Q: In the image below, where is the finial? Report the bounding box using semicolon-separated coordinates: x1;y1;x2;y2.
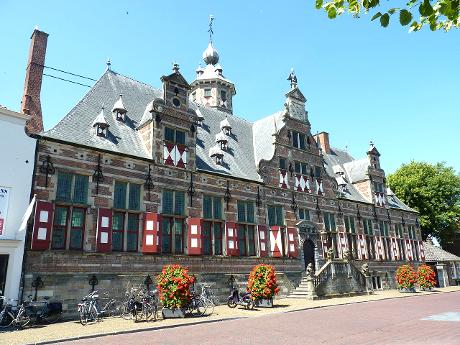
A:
208;15;215;43
106;58;111;71
173;63;180;73
287;68;297;89
370;140;374;148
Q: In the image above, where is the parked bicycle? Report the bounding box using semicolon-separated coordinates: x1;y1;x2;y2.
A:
120;286;158;322
78;290;122;325
227;286;254;309
198;283;219;315
0;295;62;329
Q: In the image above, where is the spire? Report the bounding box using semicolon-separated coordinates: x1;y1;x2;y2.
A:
203;15;219;65
208;15;214;44
106;58;111;71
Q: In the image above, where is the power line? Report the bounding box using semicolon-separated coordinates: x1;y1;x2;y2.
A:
32;62;97;82
43;73;92;88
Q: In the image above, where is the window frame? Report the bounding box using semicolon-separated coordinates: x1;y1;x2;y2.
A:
56;172;89;205
51;205;69;250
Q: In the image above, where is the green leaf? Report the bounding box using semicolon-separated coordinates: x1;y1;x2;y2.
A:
380;13;390;27
419;0;434;16
315;0;323;10
400;9;413;25
371;12;382;21
328;6;337;19
388;8;397;15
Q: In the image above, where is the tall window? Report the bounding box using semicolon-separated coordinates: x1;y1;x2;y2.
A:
112;181;142;252
379;221;391;261
344;215;357;259
161;190;185;254
237;201;256;256
408;224;419;260
56;172;89;204
323;212;337;257
298;208;310;221
203;195;223;255
279;158;286;171
395;223;406;260
164;127;186;145
294;162;308;175
267;205;284;226
363;218;375;259
51;206;85;250
292;131;306;150
204;88;211;97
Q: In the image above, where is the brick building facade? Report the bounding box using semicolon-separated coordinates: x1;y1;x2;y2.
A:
21;30;424;309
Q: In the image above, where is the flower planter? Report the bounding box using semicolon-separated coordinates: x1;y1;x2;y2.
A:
399;287;416;293
162;308;186;319
254;298;273;308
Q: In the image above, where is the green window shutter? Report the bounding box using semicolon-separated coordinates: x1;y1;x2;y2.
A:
299;134;305;149
174;191;185;215
114;181;127;209
164;127;175;142
267;206;275;226
246;202;254;223
275;206;284;226
162;190;174;214
54;206;68;226
128;184;141;210
73;175;88;204
350;216;355;234
299;208;304;220
56;172;72;202
237;201;246;223
213;197;222;219
294;162;301;174
330;214;336;231
369;220;374;235
175;130;186;145
203;196;212;219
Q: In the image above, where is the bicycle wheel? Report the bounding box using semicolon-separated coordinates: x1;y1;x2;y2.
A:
88;304;98;323
0;309;13;328
134;304;143;323
79;305;88;325
120;301;133;320
107;300;122;318
194;299;206;317
44;310;62;324
151;304;158;321
15;308;31;329
204;298;214;315
227;297;237;308
143;303;153;321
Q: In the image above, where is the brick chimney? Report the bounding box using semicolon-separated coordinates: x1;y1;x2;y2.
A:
22;28;48;135
314;131;331;154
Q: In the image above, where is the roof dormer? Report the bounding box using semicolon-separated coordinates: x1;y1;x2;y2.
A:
220;116;232;135
209;144;224;164
215;131;228;150
161;63;191;111
92;107;109;138
112;94;127;122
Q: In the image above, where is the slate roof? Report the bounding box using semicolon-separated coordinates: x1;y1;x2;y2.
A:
424;241;460;262
386;188;416;212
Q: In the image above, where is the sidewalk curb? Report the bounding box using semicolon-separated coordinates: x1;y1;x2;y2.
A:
32;289;460;345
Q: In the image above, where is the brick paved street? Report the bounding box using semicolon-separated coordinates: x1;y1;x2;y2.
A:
58;289;460;345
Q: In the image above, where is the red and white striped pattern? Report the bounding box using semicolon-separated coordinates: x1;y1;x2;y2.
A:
391;237;399;260
375;192;386;207
279;170;289;189
270;226;283;257
357;234;367;260
316;178;324;195
405;239;413;261
418;240;425;261
163;143;187;168
295;174;311;192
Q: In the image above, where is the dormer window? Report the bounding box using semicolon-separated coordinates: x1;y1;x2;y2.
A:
216;131;228;150
220;117;232;135
92;107;109;138
220;90;228;108
209;144;224;164
112;94;127;122
204;88;212;97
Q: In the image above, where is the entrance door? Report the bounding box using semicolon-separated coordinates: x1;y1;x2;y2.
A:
303;239;315;272
0;255;8;296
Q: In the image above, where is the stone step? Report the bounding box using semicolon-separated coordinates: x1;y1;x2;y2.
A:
290;291;312;296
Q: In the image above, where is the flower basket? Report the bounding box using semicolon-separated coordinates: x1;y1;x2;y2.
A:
417;264;436;290
162;308;186;318
395;264;417;292
248;264;280;307
156;264;195;318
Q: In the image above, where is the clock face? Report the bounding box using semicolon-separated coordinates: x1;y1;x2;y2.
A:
289;100;306;121
172;97;181;108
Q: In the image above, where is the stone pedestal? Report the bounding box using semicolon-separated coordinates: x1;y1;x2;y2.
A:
305;276;317;300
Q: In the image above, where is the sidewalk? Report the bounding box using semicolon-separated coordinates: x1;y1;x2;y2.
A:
2;286;460;345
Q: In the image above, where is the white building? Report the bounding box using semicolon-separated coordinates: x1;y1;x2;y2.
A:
0;106;35;301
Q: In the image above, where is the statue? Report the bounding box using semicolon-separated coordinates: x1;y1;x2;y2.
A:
342;249;350;261
287;68;298;88
361;263;370;276
306;263;314;277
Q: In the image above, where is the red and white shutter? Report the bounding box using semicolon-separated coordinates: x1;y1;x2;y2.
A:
188;218;203;255
269;226;283;258
358;234;367;260
258;225;268;257
390;237;397;260
226;222;239;256
375;237;383;260
418;241;426;261
287;227;298;258
405;239;413;261
163;142;175;166
31;201;54;250
279;170;288;189
142;213;160;254
96;208;112;252
175;144;187;168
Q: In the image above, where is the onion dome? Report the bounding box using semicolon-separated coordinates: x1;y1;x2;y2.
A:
202;42;219;65
220;116;232;134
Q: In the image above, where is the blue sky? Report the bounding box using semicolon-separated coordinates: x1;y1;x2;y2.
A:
0;0;459;174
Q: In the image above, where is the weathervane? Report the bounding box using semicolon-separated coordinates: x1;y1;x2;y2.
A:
208;15;214;43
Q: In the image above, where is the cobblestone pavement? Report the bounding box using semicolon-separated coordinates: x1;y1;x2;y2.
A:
1;287;459;345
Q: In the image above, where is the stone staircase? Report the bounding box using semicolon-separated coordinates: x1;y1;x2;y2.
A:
288;273;317;299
